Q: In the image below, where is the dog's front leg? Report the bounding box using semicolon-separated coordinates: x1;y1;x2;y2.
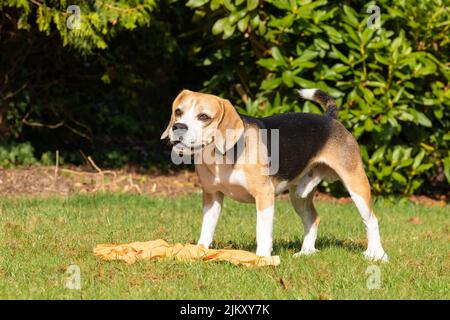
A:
255;195;275;257
197;191;224;249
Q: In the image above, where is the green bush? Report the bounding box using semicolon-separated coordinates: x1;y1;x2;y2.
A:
0;143;37;168
0;143;61;168
186;0;450;196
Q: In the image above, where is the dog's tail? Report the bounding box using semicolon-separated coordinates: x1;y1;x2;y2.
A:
297;88;338;120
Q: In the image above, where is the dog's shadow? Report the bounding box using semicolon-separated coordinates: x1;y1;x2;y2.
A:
216;235;365;254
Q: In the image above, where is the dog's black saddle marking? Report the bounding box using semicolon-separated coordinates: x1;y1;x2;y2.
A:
240;113;334;180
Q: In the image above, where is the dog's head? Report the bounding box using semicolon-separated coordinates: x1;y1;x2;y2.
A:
161;90;244;156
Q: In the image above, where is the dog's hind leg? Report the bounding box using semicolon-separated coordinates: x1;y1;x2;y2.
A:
289;186;320;257
330;159;388;262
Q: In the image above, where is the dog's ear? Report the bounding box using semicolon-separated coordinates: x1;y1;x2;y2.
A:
160;115;174;140
160;89;191;139
215;99;244;154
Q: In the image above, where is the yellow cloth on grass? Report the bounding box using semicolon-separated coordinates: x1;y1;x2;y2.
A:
94;239;280;267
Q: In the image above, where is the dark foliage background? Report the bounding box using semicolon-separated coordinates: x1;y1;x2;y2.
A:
0;0;449;196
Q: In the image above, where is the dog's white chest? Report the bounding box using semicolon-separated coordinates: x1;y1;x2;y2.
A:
214;169;247;188
197;166;254;203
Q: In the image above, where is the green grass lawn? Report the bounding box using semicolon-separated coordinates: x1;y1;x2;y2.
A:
0;193;448;299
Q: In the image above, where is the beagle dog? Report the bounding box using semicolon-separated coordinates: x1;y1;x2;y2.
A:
161;89;388;262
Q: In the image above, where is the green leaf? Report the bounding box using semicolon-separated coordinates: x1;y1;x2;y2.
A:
247;0;259;11
270;0;291;10
398;158;413;169
293;77;316;88
331;63;349;73
364;118;374;131
228;10;247;24
443;156;450;183
261;78;282;90
210;0;222;10
282;70;294;87
223;22;236;38
268;14;295;28
360;28;374;46
370;146;386;164
258;58;281;70
186;0;209;8
392;147;402;163
271;47;287;66
322;25;343;43
237;15;250;32
212;17;227;35
223;0;236;11
274;92;281;108
342;5;359;27
392;172;407;184
416;163;433;173
416;112;432;127
360;145;369;162
258;20;267;34
331;45;350;64
314;38;329;50
413;149;425;170
250;14;260;28
297;49;318;62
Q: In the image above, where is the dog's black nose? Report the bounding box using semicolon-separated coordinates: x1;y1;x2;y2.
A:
172;123;188;131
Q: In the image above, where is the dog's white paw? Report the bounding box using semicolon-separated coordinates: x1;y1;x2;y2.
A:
256;248;272;257
197;240;211;249
363;248;388;262
293;248;319;257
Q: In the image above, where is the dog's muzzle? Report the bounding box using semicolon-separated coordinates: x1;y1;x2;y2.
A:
171;140;207;156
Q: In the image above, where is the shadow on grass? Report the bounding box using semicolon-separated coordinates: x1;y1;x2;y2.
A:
215;236;365;254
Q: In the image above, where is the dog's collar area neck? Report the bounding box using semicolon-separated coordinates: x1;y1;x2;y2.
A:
214;132;244;161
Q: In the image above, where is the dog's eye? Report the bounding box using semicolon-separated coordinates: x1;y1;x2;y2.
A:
197;113;211;121
175;109;183;116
